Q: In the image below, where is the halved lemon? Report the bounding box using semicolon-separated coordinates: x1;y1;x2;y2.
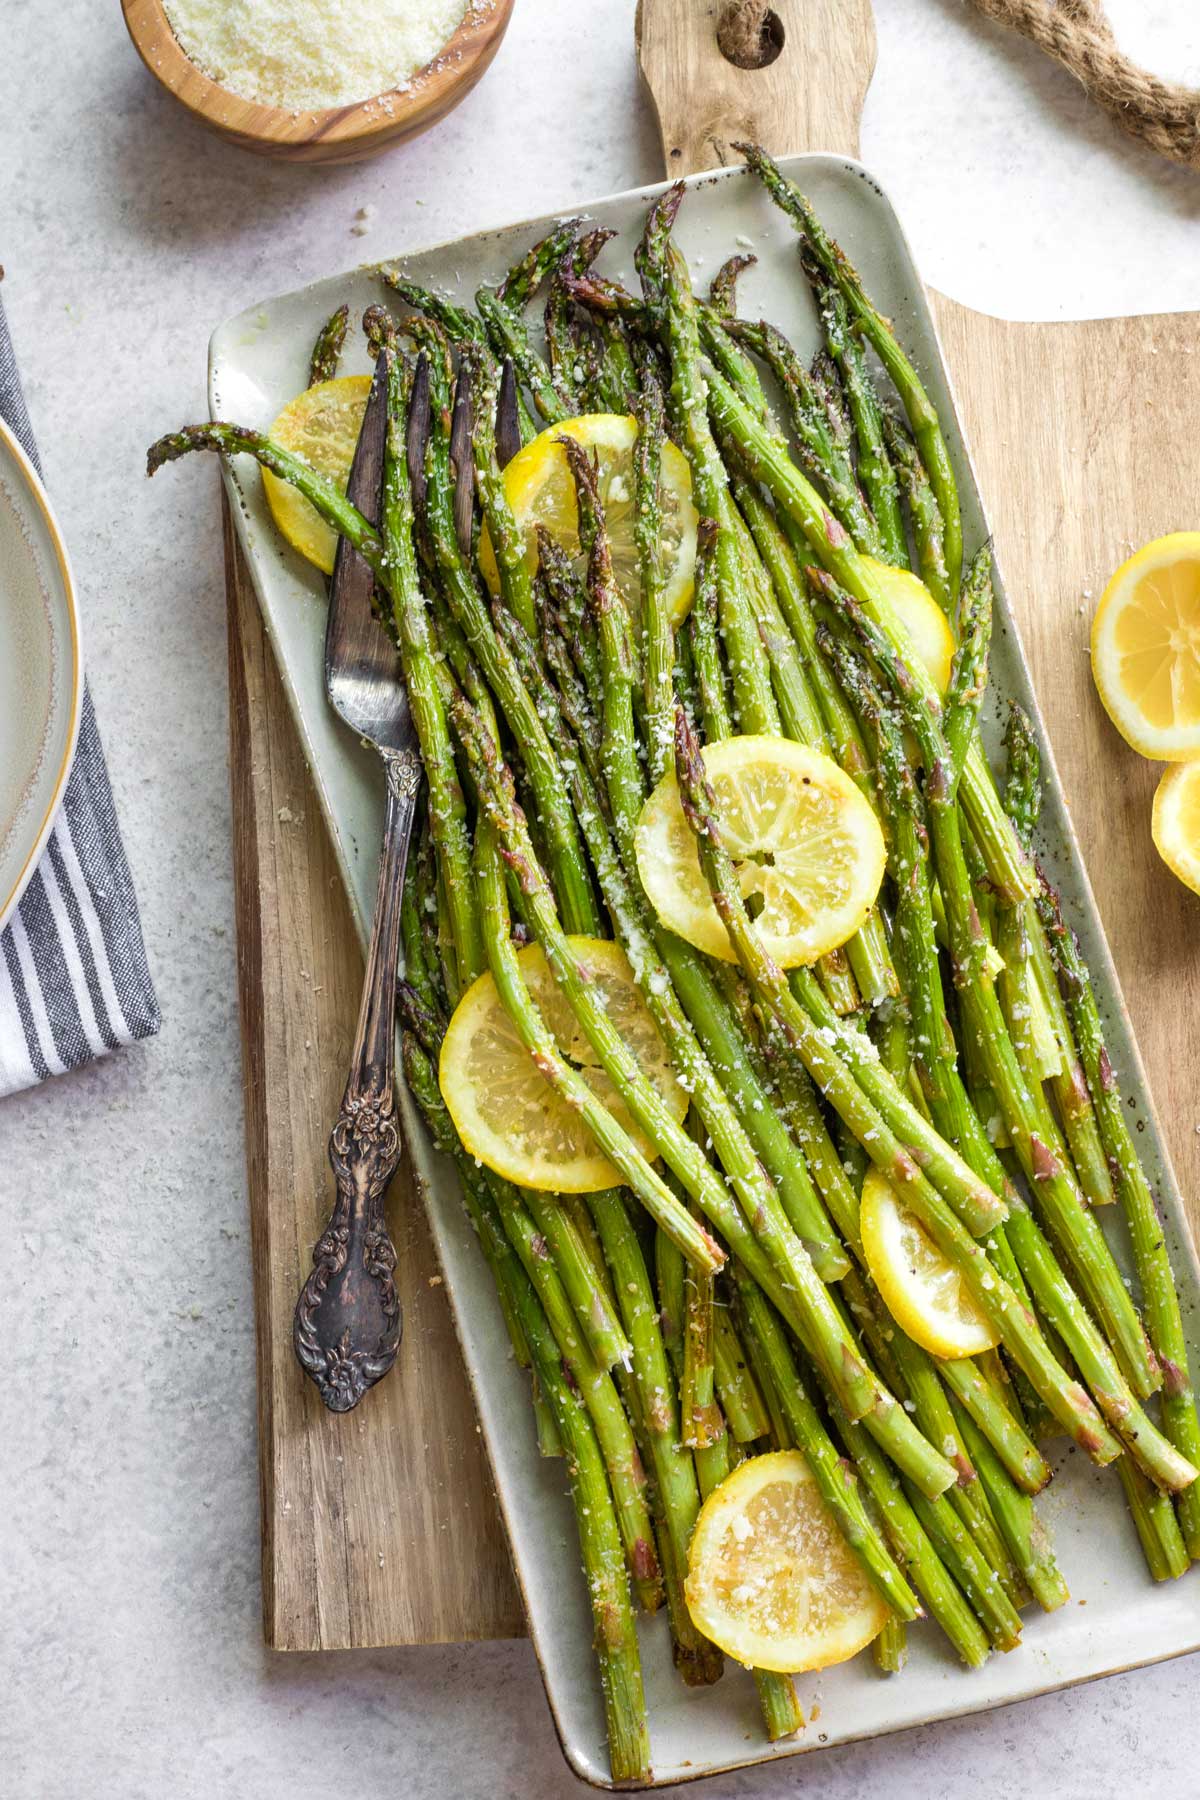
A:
684;1450;889;1673
635;736;886;966
860;1167;999;1359
1091;533;1200;759
477;413;699;631
261;374;371;574
863;557;956;693
437;937;687;1193
1152;761;1200;897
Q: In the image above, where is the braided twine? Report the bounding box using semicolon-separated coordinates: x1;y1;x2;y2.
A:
717;0;1200;170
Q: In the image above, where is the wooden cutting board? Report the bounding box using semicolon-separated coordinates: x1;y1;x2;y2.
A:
226;0;1200;1653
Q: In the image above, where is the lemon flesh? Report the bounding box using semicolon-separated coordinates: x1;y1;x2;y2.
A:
862;556;956;693
1153;760;1200;897
437;937;687;1193
860;1167;999;1359
477;413;699;633
261;374;371;575
685;1450;888;1673
1091;532;1200;759
635;735;886;966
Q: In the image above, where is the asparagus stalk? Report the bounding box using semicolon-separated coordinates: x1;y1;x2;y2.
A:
382;269;485;344
403;1035;651;1778
1002;708;1116;1208
680;1207;723;1449
817;577;1167;1407
711;1301;771;1442
903;1481;1022;1653
841;1264;1030;1605
462;344;539;638
420;351;601;936
308;303;349;386
735;1268;923;1620
874;1616;908;1674
381;352;484;995
471;813;724;1274
732;475;898;1008
725;315;879;554
635;374;675;784
709;251;757;318
688;517;734;741
491;545;852;1285
458;702;957;1482
735;141;963;601
520;1186;632;1373
1038;871;1200;1557
699;361;1031;903
552;436;850;1281
587;1186;726;1681
882;410;950;609
948;1398;1069;1612
817;1368;993;1667
641;186;780;735
476;284;568;426
801;263;906;568
497;218;583;309
672;705;1138;1467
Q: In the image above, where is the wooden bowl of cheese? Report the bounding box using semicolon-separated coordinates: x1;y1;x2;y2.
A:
121;0;516;164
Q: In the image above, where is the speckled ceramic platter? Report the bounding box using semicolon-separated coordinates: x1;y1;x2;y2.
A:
0;417;81;934
210;159;1200;1788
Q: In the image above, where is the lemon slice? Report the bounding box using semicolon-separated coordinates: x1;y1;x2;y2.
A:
1152;761;1200;897
437;937;687;1193
635;735;886;966
860;1167;999;1359
477;413;699;631
261;374;371;575
1091;532;1200;759
684;1450;889;1673
863;557;955;692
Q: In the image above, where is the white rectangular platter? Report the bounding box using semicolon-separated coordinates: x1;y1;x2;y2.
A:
210;157;1200;1789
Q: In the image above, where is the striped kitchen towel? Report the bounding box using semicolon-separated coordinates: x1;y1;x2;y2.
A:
0;291;160;1096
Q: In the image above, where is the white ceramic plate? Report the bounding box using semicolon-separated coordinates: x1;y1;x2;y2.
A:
0;417;82;934
210;158;1200;1789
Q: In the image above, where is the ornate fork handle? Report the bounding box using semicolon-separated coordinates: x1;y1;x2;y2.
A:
293;746;422;1412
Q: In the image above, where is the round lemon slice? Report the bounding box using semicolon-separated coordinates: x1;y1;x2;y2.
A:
634;735;886;966
863;556;956;693
1152;761;1200;897
477;413;699;631
684;1450;889;1673
1091;532;1200;759
261;374;371;575
860;1167;999;1359
437;937;687;1193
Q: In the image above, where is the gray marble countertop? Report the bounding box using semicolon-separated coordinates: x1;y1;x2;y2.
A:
4;3;1199;1795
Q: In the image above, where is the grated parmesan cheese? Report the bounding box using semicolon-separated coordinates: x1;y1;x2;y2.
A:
162;0;471;111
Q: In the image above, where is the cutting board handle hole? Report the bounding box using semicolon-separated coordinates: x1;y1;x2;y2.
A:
717;2;785;70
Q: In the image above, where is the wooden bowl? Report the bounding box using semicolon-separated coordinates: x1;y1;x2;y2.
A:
120;0;516;164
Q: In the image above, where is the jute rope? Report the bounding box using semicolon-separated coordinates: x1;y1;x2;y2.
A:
970;0;1200;170
715;0;1200;170
717;0;776;69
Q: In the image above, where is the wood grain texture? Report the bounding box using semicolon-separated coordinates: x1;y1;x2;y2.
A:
225;503;522;1649
637;0;876;171
121;0;514;164
224;0;1198;1655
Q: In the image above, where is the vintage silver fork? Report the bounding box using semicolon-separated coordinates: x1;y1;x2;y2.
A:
292;354;423;1413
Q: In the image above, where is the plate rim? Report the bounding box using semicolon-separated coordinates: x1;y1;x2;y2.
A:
0;414;83;934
